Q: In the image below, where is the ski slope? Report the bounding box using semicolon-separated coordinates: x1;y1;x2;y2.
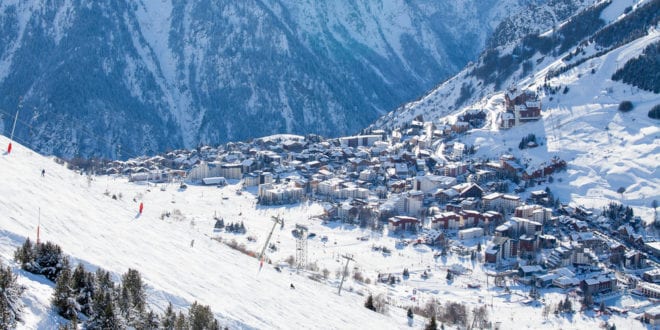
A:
0;136;414;329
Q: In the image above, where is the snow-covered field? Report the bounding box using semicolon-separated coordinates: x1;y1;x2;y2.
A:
0;134;648;329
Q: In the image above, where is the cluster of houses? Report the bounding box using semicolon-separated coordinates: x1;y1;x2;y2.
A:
101;93;658;312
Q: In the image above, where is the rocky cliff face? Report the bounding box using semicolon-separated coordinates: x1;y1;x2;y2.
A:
0;0;525;158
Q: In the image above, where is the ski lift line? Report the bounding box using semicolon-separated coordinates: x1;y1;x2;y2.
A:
0;107;147;161
0;108;168;161
0;108;36;136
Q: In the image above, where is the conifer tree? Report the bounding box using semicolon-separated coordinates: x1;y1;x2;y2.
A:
162;302;177;329
13;238;35;268
174;311;188;330
52;258;77;319
160;302;176;330
0;262;25;328
189;301;220;330
365;294;376;311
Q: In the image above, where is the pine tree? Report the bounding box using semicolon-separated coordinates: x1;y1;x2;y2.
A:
145;310;161;329
13;238;35;268
563;296;572;313
122;268;146;316
162;302;177;329
174;311;188;330
365;294;376;311
52;258;77;319
425;316;438;330
87;292;121;329
189;301;220;330
0;262;26;328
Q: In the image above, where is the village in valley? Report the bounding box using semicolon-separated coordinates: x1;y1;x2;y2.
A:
77;87;660;328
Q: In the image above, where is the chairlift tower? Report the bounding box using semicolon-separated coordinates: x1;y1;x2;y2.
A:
295;224;308;270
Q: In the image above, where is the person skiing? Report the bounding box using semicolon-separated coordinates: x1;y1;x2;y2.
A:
290;283;295;289
41;169;45;177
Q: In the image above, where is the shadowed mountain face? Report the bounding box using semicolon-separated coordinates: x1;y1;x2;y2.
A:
0;0;519;158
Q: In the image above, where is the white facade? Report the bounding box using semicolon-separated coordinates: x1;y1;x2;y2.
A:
458;227;484;240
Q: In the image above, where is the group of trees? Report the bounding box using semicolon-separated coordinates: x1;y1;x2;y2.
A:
555;296;574;314
0;261;25;328
224;221;247;234
518;133;538;150
364;294;388;314
602;202;635;226
14;239;221;329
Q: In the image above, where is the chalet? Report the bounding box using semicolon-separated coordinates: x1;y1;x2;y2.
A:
388;216;420;232
530;190;548;203
431;212;461;230
580;272;617;296
571;245;597;266
442;163;468;177
427;230;447;246
339;135;383;148
458;227;483;240
624;251;647;269
500;88;541;129
570;232;599;248
434;188;459;204
257;183;303;205
642;268;660;283
519;234;537;256
544;245;573;269
129;170;170;183
643;306;660;326
518;265;544;278
483;211;504;230
637;282;660;300
414;175;457;194
395;191;424;216
456;183;484;199
201;177;226;186
459;198;480;211
539;234;557;249
644;241;660;258
187;161;242;181
609;242;626;264
514;204;552;224
485;237;518;264
459;210;484;228
451;121;470;134
482;193;521;212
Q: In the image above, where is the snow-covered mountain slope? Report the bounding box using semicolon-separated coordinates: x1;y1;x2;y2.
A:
371;0;659;218
0;0;543;159
371;0;657;129
0;136;647;329
0;135;417;329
